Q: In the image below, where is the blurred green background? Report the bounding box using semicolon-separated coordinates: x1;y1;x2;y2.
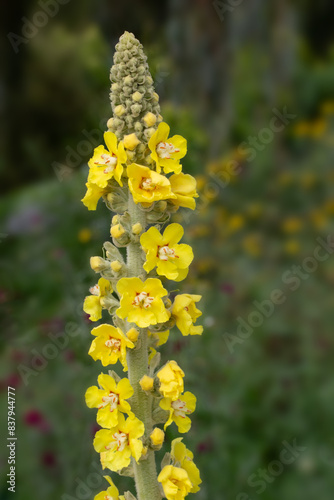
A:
1;1;334;499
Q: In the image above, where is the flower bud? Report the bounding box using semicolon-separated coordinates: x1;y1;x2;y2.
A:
123;133;140;150
127;327;140;342
153;92;159;102
144;127;156;140
132;91;143;102
139;375;154;391
90;256;109;273
131;103;142;116
107;118;114;129
143;112;157;127
110;224;125;239
155;201;167;212
132;223;143;235
150;428;165;447
126;150;135;161
110;260;123;272
112;215;120;225
114;104;126;116
124;75;133;85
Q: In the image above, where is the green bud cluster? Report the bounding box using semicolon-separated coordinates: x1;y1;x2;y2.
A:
108;31;162;164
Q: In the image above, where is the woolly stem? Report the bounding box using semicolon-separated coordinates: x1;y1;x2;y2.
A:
126;193;162;500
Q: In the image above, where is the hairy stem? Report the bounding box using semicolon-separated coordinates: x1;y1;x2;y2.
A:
126;193;162;500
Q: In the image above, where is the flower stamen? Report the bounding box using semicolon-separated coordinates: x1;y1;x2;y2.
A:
171;399;190;418
158;245;178;261
98;392;119;411
132;291;154;309
156;141;180;159
140;177;156;191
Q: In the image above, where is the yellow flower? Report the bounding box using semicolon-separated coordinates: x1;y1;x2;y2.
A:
148;330;170;346
81;182;108;211
159;391;196;433
88;132;126;188
95;414;144;472
171;438;202;493
88;324;134;370
116;277;169;328
172;294;203;336
94;476;123;500
169;173;198;210
85;374;134;428
140;223;194;282
150;427;165;446
139;375;154;392
127;163;176;205
148;122;187;174
158;465;192;500
157;361;184;401
83;278;113;322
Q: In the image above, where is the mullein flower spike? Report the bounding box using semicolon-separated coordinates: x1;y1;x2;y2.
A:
82;32;202;500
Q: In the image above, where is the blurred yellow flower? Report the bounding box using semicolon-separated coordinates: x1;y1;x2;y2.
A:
85;374;133;428
116;277;169;328
95;414;144;471
171;438;202;493
300;172;317;188
88;132;126;188
324;199;334;214
169;173;198;210
321;100;334;115
293;121;311;137
158;465;192;500
127;163;176;204
310;210;327;230
242;234;262;257
159;391;196;433
88;324;134;370
281;217;303;233
227;214;245;233
157;361;184;401
172;294;203;336
284;239;301;255
140;223;193;281
311;118;327;138
83;278;113;322
78;228;92;243
149;122;186;174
